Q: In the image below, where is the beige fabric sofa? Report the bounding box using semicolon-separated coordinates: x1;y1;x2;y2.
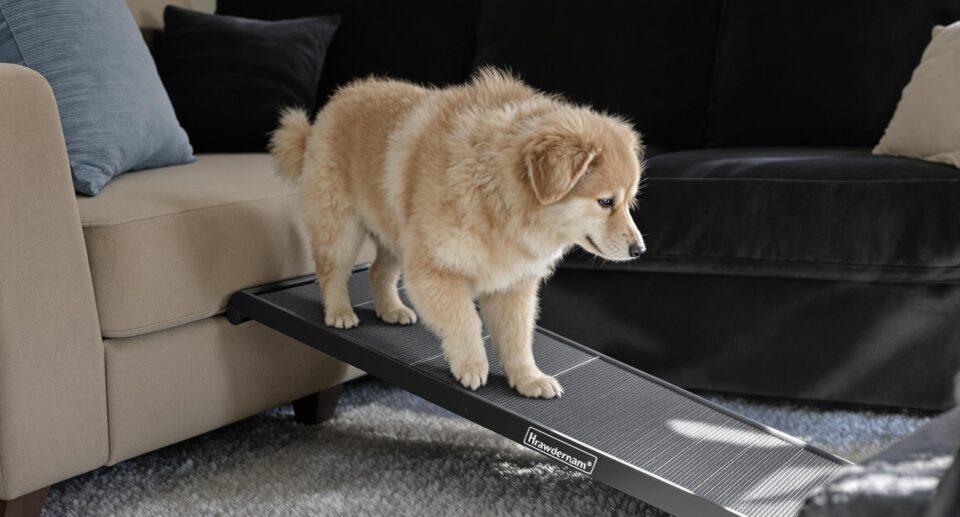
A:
0;1;369;513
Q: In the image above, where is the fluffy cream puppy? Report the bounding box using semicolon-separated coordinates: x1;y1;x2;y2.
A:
271;69;645;398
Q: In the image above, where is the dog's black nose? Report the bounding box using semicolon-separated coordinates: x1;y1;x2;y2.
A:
629;242;645;257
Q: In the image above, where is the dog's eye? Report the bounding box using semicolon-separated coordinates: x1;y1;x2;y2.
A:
597;198;614;209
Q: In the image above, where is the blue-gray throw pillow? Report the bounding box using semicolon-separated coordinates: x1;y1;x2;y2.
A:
0;0;194;196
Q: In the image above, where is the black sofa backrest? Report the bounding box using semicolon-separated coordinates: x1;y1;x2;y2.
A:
216;0;482;103
473;0;724;150
708;0;960;147
216;0;960;149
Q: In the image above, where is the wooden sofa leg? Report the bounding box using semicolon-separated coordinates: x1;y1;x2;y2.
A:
292;384;343;425
1;487;49;517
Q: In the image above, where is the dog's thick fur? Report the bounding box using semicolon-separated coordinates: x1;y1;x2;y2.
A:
271;69;645;398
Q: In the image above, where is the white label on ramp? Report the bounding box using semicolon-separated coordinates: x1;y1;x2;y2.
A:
523;427;597;475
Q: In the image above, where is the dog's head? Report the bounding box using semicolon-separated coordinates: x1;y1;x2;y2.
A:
523;109;645;261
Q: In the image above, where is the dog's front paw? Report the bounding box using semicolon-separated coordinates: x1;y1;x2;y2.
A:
324;309;359;329
512;371;564;399
450;358;489;391
377;305;418;325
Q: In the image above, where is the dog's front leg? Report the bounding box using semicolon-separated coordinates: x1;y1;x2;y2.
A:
479;277;563;398
405;265;488;390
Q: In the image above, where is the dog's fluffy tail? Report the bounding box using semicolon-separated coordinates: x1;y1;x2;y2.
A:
270;107;312;182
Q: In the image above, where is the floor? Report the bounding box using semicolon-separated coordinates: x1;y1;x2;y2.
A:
42;378;936;516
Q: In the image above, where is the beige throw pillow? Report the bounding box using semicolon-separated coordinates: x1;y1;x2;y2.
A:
873;21;960;168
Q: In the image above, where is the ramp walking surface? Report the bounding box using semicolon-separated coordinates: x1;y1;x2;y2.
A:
225;269;856;517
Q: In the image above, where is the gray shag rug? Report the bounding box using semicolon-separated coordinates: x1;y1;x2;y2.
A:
42;378;935;516
801;408;960;517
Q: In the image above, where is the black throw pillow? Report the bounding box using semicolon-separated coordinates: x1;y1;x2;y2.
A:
156;6;340;152
216;0;481;105
473;0;723;150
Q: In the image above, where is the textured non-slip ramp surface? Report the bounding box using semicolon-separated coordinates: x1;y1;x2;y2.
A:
228;269;850;517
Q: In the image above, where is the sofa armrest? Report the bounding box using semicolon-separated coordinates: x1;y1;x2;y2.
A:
0;64;107;499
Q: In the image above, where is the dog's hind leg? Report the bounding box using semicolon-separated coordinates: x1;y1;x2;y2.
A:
479;277;563;399
404;262;488;390
370;243;417;325
301;164;365;329
308;215;365;329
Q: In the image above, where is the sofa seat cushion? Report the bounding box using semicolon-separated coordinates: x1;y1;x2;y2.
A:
77;154;369;338
563;148;960;283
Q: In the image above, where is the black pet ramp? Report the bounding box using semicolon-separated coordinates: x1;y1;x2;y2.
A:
227;267;851;517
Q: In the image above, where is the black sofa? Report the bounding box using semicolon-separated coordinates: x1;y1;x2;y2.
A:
218;0;960;410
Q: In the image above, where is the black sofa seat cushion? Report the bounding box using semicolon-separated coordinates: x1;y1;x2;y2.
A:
540;268;960;410
563;148;960;284
708;0;960;146
216;0;481;105
474;0;723;149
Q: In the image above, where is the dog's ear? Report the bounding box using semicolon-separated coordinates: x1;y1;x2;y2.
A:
524;134;599;205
